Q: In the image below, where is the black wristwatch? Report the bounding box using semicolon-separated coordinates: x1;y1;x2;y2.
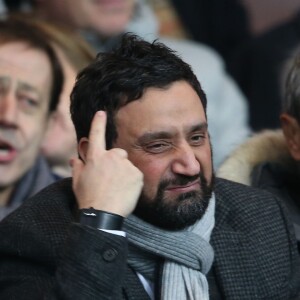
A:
79;207;124;230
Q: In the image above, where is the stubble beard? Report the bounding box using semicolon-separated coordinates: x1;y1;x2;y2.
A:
133;172;215;231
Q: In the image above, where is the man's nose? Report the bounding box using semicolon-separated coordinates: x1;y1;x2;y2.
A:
171;142;200;176
0;92;18;125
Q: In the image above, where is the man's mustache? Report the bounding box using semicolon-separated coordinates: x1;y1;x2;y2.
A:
159;174;201;190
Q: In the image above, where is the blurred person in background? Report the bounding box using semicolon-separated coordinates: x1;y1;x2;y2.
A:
3;0;252;169
33;19;96;177
228;10;300;131
159;0;300;131
0;16;63;220
170;0;250;65
217;51;300;252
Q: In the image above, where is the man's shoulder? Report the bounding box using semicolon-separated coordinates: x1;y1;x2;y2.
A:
212;178;300;299
215;176;281;203
2;177;75;229
0;178;76;260
214;177;292;230
26;176;74;207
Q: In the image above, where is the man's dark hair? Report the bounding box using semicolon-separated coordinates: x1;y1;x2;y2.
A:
0;15;64;113
70;34;207;149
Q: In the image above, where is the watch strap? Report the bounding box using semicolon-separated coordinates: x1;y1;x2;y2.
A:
79;207;124;230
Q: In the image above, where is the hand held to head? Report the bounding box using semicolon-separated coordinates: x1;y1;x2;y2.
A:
71;111;143;217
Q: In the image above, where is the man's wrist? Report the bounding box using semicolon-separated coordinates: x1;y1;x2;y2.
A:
79;207;124;230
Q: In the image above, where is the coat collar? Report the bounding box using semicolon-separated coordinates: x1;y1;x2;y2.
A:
217;129;292;185
123;267;151;299
210;192;259;299
210;186;293;299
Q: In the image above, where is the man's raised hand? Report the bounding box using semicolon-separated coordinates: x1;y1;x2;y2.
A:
71;111;143;217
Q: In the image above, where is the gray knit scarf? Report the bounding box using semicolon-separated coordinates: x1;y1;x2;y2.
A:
124;194;216;300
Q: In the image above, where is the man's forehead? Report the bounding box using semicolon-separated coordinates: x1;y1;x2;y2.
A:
117;87;205;120
0;55;43;76
0;42;51;77
0;57;31;75
116;108;208;142
0;47;52;95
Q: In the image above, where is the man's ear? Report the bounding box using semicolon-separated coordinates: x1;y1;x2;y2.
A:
280;113;300;160
78;137;89;163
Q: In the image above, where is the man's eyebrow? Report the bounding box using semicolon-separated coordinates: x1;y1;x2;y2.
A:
137;122;208;144
137;131;174;144
189;122;208;132
17;81;41;98
0;77;41;97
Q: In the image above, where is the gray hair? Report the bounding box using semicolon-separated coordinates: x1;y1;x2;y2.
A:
283;51;300;122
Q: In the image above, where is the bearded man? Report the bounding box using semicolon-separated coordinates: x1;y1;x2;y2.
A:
0;34;299;300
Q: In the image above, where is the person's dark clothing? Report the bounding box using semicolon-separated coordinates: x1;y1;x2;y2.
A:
252;161;300;252
0;177;298;299
218;129;300;253
0;155;60;221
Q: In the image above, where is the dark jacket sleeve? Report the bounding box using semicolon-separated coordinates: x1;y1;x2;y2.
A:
0;208;128;299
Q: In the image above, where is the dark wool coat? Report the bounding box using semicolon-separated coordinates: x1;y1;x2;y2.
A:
217;129;300;251
0;177;299;299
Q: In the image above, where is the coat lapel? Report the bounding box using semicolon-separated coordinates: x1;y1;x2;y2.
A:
210;194;259;299
210;183;296;300
123;266;151;300
211;227;259;299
